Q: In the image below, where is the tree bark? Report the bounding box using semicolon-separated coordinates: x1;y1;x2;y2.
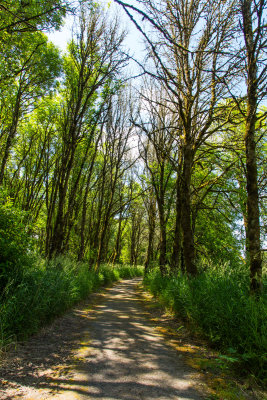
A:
158;202;167;275
112;209;123;265
48;142;75;258
241;0;262;294
144;195;156;274
0;87;21;185
181;143;197;276
171;166;182;272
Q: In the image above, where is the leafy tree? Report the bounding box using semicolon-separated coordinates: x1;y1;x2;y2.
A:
0;33;61;184
46;5;128;257
0;0;69;35
237;0;266;294
0;190;33;294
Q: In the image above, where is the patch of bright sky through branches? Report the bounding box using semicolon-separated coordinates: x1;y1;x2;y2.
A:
47;0;145;75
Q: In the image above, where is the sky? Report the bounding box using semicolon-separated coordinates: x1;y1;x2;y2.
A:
47;0;266;108
47;0;145;69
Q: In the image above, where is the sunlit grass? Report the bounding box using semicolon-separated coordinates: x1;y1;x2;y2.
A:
143;266;267;381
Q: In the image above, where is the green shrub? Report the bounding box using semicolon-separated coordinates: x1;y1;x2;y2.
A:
0;192;33;294
143;267;267;380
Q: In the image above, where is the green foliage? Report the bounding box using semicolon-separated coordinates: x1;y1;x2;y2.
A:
0;29;62;91
0;256;143;348
143;267;267;381
195;208;242;267
0;191;33;294
0;0;69;35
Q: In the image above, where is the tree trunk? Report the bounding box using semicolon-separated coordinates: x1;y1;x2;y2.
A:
112;211;123;265
0;88;21;185
95;221;109;270
181;144;197;276
49;182;67;257
241;0;262;294
130;213;136;265
144;197;156;274
78;176;91;261
171;169;182;272
95;186;116;269
49;146;75;258
158;203;167;275
245;102;262;294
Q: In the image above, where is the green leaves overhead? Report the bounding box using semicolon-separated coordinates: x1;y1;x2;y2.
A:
0;0;69;35
0;31;61;89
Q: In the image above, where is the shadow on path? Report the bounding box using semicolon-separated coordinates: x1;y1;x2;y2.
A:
0;278;203;400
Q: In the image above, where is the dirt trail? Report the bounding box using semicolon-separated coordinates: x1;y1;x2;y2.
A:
0;278;204;400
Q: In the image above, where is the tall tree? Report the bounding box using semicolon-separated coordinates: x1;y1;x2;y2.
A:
238;0;266;294
94;90;136;268
142;183;157;273
0;33;61;185
48;5;127;257
138;87;176;274
115;0;237;275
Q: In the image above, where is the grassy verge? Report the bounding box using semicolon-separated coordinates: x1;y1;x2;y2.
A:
0;256;143;351
143;267;266;383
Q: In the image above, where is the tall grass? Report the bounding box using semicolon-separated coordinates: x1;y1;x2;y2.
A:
0;257;143;350
143;266;267;381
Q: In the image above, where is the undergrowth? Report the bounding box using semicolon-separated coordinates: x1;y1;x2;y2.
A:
143;266;267;382
0;256;143;351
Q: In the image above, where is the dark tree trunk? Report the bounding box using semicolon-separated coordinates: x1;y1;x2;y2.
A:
171;169;182;272
181;143;197;276
181;246;185;273
112;211;123;265
158;204;167;275
49;145;75;258
130;213;137;265
78;175;91;261
245;100;262;294
130;210;143;266
95;186;116;269
95;220;109;269
49;182;67;257
144;196;156;274
45;160;59;257
0;88;21;185
241;0;262;294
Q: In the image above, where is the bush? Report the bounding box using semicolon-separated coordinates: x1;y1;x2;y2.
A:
0;192;33;294
143;267;267;381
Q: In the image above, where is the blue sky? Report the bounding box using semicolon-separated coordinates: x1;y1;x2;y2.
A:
47;0;145;62
47;0;266;108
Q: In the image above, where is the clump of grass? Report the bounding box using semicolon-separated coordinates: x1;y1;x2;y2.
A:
0;257;143;349
143;266;267;381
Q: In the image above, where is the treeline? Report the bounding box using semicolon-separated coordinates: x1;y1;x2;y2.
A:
0;3;136;282
0;0;266;296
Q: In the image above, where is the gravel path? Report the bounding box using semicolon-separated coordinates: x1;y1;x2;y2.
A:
0;278;204;400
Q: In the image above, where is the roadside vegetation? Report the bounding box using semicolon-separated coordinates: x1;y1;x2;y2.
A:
144;267;267;382
0;254;143;353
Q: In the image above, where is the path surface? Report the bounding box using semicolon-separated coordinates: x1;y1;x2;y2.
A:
0;278;204;400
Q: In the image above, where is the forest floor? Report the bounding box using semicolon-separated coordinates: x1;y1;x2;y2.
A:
0;278;264;400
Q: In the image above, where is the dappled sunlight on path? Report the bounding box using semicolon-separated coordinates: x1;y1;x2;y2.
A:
0;279;203;400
